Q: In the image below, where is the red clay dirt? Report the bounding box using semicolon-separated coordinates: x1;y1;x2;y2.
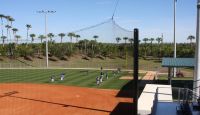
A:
0;83;132;115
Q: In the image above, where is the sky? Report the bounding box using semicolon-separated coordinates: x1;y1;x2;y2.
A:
0;0;197;43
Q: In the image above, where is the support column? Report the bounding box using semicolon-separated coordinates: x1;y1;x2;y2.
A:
168;67;172;85
194;0;200;97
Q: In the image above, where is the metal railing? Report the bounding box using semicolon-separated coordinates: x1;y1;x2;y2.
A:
151;87;199;115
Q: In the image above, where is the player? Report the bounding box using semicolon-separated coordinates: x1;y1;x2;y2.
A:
50;75;55;82
100;71;104;83
105;71;108;80
96;76;100;85
60;73;65;81
113;71;116;77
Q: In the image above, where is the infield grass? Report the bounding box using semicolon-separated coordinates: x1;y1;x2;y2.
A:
0;69;138;90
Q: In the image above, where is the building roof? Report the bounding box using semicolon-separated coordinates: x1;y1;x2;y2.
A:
162;58;195;67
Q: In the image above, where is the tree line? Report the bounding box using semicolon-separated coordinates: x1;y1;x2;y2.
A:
0;14;196;61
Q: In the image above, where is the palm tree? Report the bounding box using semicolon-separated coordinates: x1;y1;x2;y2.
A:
156;37;162;44
68;32;75;51
143;38;148;57
5;25;11;42
156;37;163;57
8;17;14;27
12;28;18;44
116;37;121;44
58;33;65;43
38;35;45;43
129;38;134;46
149;38;154;56
47;33;54;42
26;24;31;43
0;14;5;36
5;16;11;25
30;34;36;43
93;35;98;42
187;35;195;46
67;32;75;43
15;35;21;45
75;34;80;43
123;37;128;45
1;36;6;47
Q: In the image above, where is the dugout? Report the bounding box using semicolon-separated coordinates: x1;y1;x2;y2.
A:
161;58;195;85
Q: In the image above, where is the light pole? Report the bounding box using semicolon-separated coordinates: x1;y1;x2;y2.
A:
173;0;177;77
194;0;200;97
37;10;56;68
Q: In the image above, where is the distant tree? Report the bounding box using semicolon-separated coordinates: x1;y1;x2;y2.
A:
143;38;148;57
0;14;5;36
116;37;121;44
149;38;154;56
30;34;36;43
26;24;31;43
156;37;163;58
8;17;14;27
5;25;11;40
93;35;98;42
12;28;18;42
15;35;21;45
187;35;195;47
68;32;75;50
123;37;128;45
38;35;46;43
1;36;6;47
129;38;134;46
47;33;54;42
58;33;65;43
156;37;162;44
67;32;75;43
75;34;80;43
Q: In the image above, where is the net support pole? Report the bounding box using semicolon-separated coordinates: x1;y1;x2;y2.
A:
133;28;139;115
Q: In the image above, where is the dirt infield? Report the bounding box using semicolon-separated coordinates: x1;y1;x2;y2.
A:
0;83;132;115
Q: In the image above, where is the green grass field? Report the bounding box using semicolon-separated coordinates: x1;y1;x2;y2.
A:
0;69;135;90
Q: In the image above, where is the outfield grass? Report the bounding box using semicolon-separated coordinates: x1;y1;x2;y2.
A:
0;56;162;71
0;69;136;90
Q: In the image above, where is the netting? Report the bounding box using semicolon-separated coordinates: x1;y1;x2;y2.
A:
0;18;134;70
73;18;133;43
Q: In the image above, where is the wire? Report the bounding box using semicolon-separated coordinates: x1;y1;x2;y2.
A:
72;18;112;33
112;0;120;20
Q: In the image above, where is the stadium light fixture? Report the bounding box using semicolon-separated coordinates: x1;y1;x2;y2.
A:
37;10;56;68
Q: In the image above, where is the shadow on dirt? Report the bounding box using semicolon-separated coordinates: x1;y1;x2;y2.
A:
110;102;133;115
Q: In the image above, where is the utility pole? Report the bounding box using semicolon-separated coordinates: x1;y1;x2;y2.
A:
37;10;56;68
173;0;177;77
194;0;200;97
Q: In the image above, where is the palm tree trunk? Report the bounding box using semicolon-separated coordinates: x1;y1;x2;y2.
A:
31;37;33;43
151;41;153;56
8;28;11;43
2;39;4;47
61;37;63;43
1;17;3;36
27;29;29;45
85;41;87;55
70;37;72;51
6;28;8;43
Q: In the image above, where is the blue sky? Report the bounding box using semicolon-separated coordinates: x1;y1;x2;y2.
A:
0;0;197;43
